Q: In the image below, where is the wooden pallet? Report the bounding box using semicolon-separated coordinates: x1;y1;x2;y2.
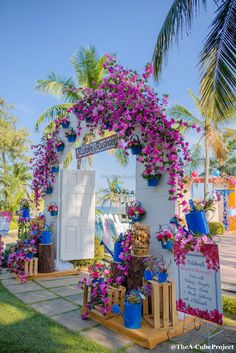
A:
143;279;177;329
24;257;38;276
14;268;80;281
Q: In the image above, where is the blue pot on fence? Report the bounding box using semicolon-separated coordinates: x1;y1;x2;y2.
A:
144;269;153;280
158;272;168;283
112;301;142;329
185;211;209;235
50;210;58;216
22;208;30;219
52;166;59;173
147;177;160;187
45;187;53;195
26;253;34;259
67;135;76;142
131;215;141;223
62;121;70;129
114;241;122;263
161;240;173;251
56;145;64;152
39;230;51;244
130;146;142;155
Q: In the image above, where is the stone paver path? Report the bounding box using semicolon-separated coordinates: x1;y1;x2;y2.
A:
1;268;235;353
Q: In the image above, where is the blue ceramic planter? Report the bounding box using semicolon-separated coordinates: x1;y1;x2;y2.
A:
130;146;142;155
147;177;160;187
114;241;122;263
67;135;76;142
45;187;53;195
161;240;173;251
62;121;70;129
56;145;64;152
39;230;51;244
26;253;34;259
158;272;168;283
22;208;30;219
144;270;153;280
186;210;209;235
52;166;59;173
131;215;141;223
50;210;58;216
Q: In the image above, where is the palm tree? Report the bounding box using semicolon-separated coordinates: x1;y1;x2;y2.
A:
168;90;235;195
35;46;128;167
98;177;134;208
153;0;236;120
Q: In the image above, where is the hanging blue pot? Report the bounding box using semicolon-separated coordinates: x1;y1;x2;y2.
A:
113;240;122;263
62;121;70;129
130;146;142;155
158;272;168;283
56;145;64;152
39;230;51;244
186;211;210;235
50;210;58;216
67;135;76;142
52;166;59;173
22;208;30;219
45;187;53;195
131;215;141;223
161;240;173;251
85;117;91;123
147;177;160;187
144;269;153;280
26;253;34;259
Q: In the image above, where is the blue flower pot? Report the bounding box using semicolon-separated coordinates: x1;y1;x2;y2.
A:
56;145;64;152
26;253;34;259
158;272;168;283
105;123;110;129
39;230;51;244
85;117;91;123
50;210;58;216
131;146;142;155
131;215;141;222
124;301;142;329
114;241;122;263
45;187;53;195
52;166;59;173
32;230;38;235
62;121;70;129
161;240;173;251
22;208;30;219
67;135;76;142
144;270;153;280
147;177;160;187
185;210;210;235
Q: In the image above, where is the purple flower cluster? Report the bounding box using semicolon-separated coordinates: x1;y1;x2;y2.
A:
0;236;4;273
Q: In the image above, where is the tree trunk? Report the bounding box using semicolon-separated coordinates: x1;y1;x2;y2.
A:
204;134;209;197
127;255;146;290
38;244;55;273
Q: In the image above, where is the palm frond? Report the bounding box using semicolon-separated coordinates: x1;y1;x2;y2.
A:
199;0;236;121
109;148;129;167
35;103;73;132
63;140;80;168
153;0;207;81
188;143;203;172
168;104;202;125
35;72;76;99
207;127;228;163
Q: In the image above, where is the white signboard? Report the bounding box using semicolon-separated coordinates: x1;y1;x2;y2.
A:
175;244;223;324
76;134;118;159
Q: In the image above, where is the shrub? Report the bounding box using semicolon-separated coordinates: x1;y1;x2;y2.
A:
209;222;224;236
223;296;236;314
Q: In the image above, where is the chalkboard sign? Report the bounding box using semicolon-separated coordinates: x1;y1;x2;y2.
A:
175;244;223;325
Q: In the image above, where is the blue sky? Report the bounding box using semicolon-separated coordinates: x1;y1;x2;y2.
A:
1;0;217;189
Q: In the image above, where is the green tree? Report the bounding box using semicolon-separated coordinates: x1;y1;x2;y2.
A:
0;98;31;211
168;90;235;195
153;0;236;120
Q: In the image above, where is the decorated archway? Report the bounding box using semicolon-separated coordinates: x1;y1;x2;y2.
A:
31;55;197;272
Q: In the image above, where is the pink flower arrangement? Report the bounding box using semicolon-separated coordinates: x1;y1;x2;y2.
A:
126;201;145;217
156;227;174;242
47;203;58;213
54;138;65;149
65;127;76;137
0;236;4;273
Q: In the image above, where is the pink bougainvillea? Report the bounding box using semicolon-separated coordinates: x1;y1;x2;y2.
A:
0;236;4;274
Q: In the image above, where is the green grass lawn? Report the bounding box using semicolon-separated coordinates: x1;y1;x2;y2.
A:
0;282;111;353
223;295;236;327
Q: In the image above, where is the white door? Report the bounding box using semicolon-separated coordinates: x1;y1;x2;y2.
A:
60;169;95;261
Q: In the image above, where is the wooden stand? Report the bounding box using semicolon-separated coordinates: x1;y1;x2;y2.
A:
38;243;55;273
24;257;38;276
143;279;177;329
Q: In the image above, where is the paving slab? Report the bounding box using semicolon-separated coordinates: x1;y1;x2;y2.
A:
30;298;78;316
66;293;84;306
35;277;79;288
52;309;98;331
81;325;132;350
0;271;15;279
1;278;19;286
15;289;58;304
50;285;82;297
6;282;42;293
35;275;78;282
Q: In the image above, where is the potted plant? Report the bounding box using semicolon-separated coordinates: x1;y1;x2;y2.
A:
60;117;70;129
185;198;213;235
127;135;142;155
20;199;30;219
55;138;65;152
65;127;77;142
156;225;174;251
142;171;161;187
45;182;53;195
126;201;145;222
47;202;58;216
143;256;157;280
51;164;59;173
155;256;171;283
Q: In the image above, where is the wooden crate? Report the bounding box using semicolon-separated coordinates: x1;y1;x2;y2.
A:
24;257;38;276
143;279;177;329
83;284;126;320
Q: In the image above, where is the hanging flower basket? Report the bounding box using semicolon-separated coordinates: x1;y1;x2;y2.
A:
85;117;91;124
68;135;76;142
52;166;59;173
185;200;210;235
55;139;65;152
143;172;161;187
126;201;145;223
131;215;141;222
60;118;70;129
47;202;58;217
45;186;53;195
128;135;142;155
65;128;77;142
156;224;174;251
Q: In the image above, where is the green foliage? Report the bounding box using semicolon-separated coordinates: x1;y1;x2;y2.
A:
209;221;224;236
223;296;236;315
